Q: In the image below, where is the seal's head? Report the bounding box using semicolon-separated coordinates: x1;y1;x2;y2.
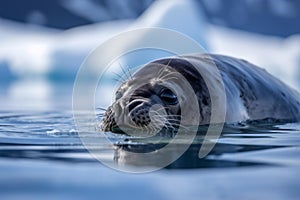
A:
101;58;210;135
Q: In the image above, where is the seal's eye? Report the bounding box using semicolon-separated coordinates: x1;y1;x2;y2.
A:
115;91;122;100
159;88;178;105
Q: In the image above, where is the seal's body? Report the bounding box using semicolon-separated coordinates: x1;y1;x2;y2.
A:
102;54;300;133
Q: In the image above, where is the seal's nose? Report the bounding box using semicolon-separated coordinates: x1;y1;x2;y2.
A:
127;100;151;127
128;100;144;113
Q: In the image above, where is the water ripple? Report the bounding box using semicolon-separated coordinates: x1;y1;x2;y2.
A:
0;111;300;169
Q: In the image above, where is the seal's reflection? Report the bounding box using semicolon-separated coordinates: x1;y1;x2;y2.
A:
113;138;272;169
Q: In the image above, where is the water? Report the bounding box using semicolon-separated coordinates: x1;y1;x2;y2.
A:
0;82;300;200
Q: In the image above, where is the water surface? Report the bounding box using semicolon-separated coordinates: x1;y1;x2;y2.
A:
0;82;299;199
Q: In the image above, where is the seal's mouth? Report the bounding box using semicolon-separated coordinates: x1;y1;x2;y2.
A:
101;106;119;132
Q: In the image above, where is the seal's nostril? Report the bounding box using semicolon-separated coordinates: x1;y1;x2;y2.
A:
128;100;144;112
128;104;152;127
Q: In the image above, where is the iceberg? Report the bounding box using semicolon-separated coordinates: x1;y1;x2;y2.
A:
0;0;299;90
208;25;300;89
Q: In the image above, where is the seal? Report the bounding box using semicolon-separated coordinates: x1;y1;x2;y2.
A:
101;54;300;134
